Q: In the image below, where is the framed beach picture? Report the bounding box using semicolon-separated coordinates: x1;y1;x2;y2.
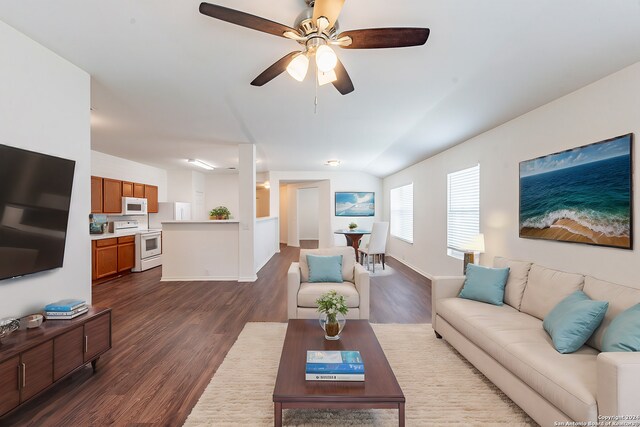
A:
519;133;633;249
335;192;375;217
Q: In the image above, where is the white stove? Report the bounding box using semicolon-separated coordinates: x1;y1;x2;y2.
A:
133;229;162;272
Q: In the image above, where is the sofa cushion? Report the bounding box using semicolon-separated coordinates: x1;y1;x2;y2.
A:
306;255;343;283
459;264;509;306
583;276;640;351
297;282;360;308
437;298;598;422
602;304;640;352
493;257;532;310
520;265;584;320
300;247;355;283
543;291;608;354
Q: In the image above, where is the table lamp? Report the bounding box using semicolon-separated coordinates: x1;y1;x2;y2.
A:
462;233;485;274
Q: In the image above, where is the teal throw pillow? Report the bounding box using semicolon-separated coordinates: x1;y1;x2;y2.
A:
543;291;608;354
307;255;343;283
602;304;640;352
458;264;510;306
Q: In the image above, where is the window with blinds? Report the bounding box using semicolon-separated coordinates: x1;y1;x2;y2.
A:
447;164;480;259
390;183;414;243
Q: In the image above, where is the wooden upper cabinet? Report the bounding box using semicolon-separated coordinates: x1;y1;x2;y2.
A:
122;181;134;198
145;185;159;213
102;178;122;213
133;183;145;198
91;176;103;213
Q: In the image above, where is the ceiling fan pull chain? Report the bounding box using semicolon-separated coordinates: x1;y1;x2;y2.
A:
314;64;319;114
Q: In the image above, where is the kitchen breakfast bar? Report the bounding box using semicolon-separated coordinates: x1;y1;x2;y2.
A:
160;220;240;281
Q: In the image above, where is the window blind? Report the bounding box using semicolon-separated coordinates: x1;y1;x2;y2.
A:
390;183;413;243
447;165;480;256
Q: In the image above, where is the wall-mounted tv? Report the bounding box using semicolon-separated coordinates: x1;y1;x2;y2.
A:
0;144;76;281
335;192;375;217
519;133;632;249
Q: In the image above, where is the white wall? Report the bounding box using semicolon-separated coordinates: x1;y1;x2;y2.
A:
269;171;383;247
383;62;640;288
91;150;168;202
0;21;91;317
205;173;240;219
297;187;320;240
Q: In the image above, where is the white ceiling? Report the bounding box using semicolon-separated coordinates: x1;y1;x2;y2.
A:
1;1;640;177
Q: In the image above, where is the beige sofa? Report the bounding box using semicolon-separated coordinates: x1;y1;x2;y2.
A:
288;247;370;319
432;257;640;426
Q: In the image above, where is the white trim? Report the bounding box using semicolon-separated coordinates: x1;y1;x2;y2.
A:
386;255;433;280
255;254;275;274
391;235;414;245
238;275;258;282
160;276;240;282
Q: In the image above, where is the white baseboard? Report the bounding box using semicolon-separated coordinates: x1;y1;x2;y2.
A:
160;276;239;282
238;275;258;282
387;255;434;280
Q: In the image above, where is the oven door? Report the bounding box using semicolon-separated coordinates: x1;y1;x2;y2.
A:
140;233;161;259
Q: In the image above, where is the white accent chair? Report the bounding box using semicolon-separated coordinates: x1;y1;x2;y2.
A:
288;247;370;319
358;222;389;273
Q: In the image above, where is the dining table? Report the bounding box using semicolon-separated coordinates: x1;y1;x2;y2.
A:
334;229;371;262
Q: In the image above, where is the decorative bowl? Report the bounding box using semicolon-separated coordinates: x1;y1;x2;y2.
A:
0;318;20;342
24;314;44;329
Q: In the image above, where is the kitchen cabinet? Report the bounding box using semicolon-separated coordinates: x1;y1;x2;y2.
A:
134;183;145;198
20;341;53;401
93;238;118;280
0;308;111;418
122;181;134;197
102;178;122;213
91;176;103;213
145;185;159;213
117;236;135;272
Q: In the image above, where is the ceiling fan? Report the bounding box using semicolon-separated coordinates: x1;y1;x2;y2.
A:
199;0;430;95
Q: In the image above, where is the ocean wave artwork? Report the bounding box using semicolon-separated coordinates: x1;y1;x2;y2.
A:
335;192;375;217
519;134;632;249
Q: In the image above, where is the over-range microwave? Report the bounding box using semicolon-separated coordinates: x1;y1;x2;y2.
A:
122;197;148;215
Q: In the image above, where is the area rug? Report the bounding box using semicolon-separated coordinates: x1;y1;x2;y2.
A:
363;264;395;277
184;323;536;426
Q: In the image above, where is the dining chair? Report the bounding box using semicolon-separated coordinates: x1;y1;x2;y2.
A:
358;222;389;273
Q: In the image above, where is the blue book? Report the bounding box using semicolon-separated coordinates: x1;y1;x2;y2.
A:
306;350;363;364
306;363;365;374
44;299;86;312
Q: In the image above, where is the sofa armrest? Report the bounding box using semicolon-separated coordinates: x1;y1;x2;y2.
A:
597;352;640;417
354;263;370;319
287;262;301;319
431;276;465;325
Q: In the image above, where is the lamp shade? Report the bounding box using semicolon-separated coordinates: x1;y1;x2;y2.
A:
462;233;485;253
315;45;337;72
286;53;309;82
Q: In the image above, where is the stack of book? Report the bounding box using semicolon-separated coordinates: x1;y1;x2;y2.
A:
305;350;365;381
44;299;88;320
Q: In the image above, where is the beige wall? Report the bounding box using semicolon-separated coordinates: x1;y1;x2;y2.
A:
383;62;640;288
256;187;270;218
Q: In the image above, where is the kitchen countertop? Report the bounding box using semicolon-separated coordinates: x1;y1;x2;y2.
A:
161;220;240;224
89;230;140;241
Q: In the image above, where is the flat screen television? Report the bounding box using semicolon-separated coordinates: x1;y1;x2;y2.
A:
0;144;76;281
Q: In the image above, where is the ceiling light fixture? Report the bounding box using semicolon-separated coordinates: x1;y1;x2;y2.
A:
325;159;341;167
318;69;337;86
263;181;271;189
315;45;338;73
286;53;309;82
187;159;214;170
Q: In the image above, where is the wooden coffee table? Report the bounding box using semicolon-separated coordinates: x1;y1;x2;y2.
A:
273;319;405;426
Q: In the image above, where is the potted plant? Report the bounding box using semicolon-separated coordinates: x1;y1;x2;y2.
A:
209;206;231;220
316;290;349;340
348;222;358;230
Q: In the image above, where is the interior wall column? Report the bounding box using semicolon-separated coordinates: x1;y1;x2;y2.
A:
238;144;256;281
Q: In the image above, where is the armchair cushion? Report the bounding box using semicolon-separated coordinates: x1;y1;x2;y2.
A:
300;247;356;282
306;254;343;283
297;282;360;308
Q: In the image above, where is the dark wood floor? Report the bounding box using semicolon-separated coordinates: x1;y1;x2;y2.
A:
1;243;431;426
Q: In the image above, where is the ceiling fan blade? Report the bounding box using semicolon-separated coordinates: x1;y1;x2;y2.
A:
250;52;300;87
338;28;430;49
199;2;297;38
312;0;345;29
332;58;354;95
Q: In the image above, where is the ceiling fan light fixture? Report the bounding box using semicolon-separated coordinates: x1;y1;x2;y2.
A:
286;53;309;82
317;69;337;86
315;45;337;72
187;159;214;170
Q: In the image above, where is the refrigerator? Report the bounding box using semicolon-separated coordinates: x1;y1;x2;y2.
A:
149;202;191;228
